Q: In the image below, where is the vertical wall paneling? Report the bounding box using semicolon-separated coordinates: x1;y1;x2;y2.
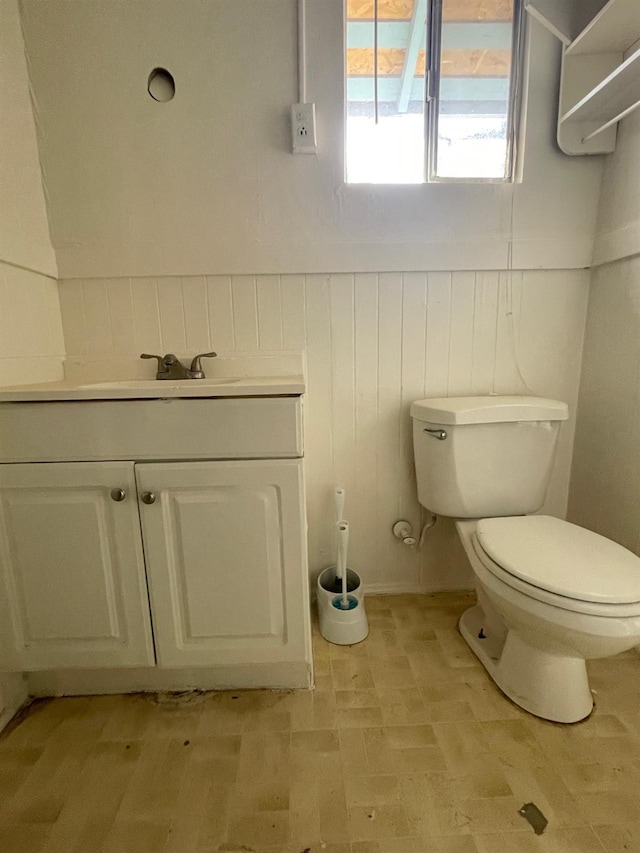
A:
0;263;65;387
106;278;136;354
399;274;429;586
471;271;500;393
57;269;589;592
424;273;450;398
131;279;162;353
231;276;259;350
376;273;404;587
182;277;211;353
353;274;379;583
256;275;284;351
206;276;235;352
494;271;524;394
329;275;357;504
157;277;187;352
281;275;306;352
58;279;87;358
304;275;334;572
82;279;112;358
447;273;475;396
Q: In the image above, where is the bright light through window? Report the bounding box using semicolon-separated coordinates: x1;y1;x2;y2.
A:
345;0;522;184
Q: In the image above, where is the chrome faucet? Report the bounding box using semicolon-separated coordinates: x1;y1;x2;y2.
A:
140;352;217;380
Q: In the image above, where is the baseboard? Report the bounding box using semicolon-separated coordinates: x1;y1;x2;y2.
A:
364;581;474;596
26;661;313;698
0;673;29;734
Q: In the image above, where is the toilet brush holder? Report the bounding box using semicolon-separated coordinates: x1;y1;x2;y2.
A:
317;567;369;645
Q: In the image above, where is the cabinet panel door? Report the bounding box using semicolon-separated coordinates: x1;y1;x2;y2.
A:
0;463;154;670
136;460;310;668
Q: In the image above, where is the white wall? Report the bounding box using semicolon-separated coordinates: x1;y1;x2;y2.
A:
0;0;64;388
14;0;593;594
0;0;56;277
59;269;589;591
0;264;64;387
569;112;640;551
593;111;640;266
0;0;62;724
0;672;27;732
19;0;602;278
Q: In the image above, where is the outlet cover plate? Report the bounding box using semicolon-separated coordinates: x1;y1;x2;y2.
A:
291;103;317;154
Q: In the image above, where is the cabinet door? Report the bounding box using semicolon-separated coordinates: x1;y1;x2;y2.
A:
136;460;310;668
0;463;154;670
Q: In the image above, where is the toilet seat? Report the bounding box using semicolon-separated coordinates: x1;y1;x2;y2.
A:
472;515;640;617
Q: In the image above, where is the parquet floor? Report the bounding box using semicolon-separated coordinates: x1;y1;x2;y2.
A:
2;592;640;852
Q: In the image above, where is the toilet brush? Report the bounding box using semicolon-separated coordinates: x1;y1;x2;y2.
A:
335;487;345;583
339;521;349;608
322;487;352;594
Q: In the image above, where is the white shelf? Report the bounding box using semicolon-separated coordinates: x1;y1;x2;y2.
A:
567;0;640;56
556;0;640;154
561;44;640;124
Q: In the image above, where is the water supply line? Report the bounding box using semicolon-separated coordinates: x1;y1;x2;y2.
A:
417;509;437;550
392;510;437;550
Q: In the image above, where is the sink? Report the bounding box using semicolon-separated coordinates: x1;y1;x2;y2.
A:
76;379;238;389
0;374;305;402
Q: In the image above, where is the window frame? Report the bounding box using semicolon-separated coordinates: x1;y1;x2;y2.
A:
426;0;526;184
344;0;527;185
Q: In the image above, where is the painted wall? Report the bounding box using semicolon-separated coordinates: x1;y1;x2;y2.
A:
0;0;64;724
15;0;593;594
593;111;640;267
0;0;56;277
0;264;65;387
19;0;602;278
59;269;589;591
569;113;640;551
0;0;64;388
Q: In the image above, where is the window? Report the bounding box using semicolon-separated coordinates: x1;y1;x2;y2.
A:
345;0;525;184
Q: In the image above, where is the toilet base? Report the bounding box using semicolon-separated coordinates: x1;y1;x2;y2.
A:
459;605;593;724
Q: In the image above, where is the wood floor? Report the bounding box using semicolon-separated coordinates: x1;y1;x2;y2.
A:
2;592;640;852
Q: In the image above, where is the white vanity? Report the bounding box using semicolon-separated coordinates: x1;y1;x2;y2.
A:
0;375;312;693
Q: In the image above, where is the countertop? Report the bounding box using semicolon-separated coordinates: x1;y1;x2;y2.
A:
0;375;306;402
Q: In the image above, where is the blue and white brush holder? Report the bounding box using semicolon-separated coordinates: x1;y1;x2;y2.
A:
317;567;369;645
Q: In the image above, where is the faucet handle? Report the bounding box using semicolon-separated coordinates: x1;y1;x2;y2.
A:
189;352;217;378
140;353;164;369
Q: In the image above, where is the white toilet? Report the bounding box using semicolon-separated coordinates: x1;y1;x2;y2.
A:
411;395;640;724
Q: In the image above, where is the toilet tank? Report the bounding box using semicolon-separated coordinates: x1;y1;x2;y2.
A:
411;396;569;519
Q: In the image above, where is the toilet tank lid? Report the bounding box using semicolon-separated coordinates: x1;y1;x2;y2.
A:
410;396;569;425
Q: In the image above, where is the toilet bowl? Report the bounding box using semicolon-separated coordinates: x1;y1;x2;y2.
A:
456;516;640;723
410;395;640;724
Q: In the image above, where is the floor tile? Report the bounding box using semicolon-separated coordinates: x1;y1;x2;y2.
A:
1;592;639;851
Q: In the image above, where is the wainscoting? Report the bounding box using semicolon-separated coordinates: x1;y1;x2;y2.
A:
58;270;589;591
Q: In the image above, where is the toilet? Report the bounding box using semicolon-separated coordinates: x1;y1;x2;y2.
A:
411;395;640;724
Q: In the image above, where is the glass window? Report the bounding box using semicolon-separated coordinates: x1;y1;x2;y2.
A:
345;0;524;184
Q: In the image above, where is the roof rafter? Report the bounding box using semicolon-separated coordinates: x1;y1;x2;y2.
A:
397;0;427;112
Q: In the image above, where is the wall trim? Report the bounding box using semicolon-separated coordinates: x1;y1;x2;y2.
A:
0;673;29;734
26;661;313;697
0;257;57;281
592;221;640;268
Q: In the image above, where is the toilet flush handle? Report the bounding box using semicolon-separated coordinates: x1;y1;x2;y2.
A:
423;427;447;440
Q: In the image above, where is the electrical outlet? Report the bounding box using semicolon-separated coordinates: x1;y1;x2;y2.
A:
291;102;317;154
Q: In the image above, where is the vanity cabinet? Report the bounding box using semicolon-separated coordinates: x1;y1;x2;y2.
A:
136;460;306;668
0;395;311;685
0;462;154;670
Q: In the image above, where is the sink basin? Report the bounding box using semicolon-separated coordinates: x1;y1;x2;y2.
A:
76;379;238;389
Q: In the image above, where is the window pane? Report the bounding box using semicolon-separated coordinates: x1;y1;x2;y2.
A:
433;0;516;179
345;0;427;184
